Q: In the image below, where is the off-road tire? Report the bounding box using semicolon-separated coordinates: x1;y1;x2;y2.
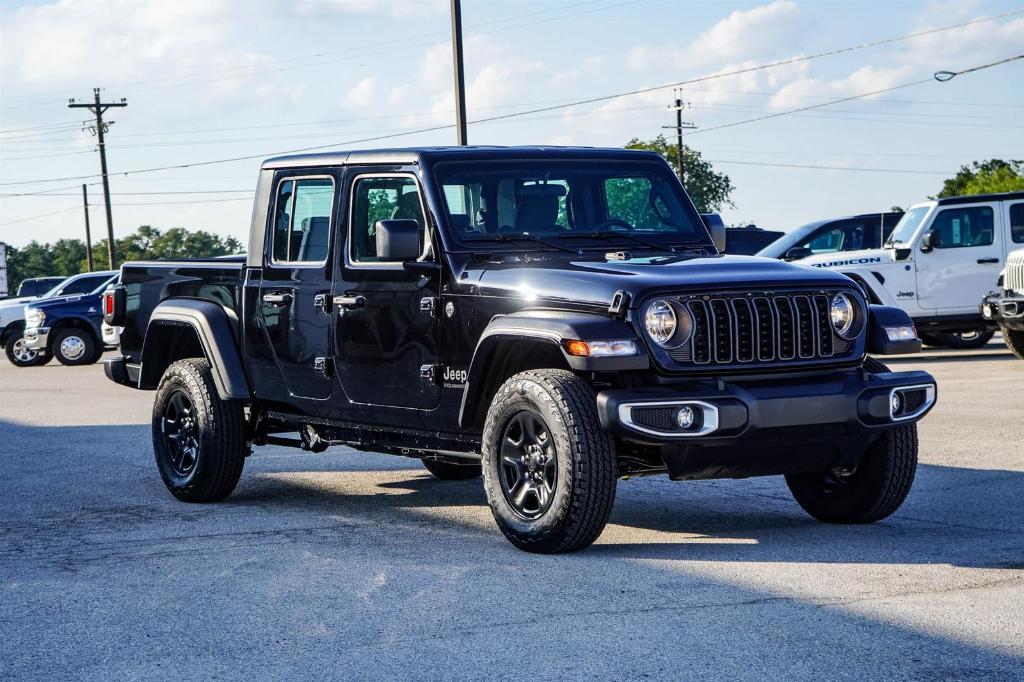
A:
421;457;481;480
933;329;995;349
786;357;917;523
4;333;49;367
1002;327;1024;360
152;358;247;503
481;369;617;553
52;327;99;366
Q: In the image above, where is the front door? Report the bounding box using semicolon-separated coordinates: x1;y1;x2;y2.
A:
333;169;441;410
916;202;1003;313
256;172;337;403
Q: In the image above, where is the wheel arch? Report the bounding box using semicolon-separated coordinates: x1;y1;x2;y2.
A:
139;299;250;401
48;316;100;350
458;311;648;429
1;320;25;347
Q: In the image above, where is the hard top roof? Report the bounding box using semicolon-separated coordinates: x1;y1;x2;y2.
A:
935;190;1024;206
261;145;664;170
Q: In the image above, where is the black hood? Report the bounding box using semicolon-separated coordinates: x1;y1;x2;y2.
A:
458;253;855;308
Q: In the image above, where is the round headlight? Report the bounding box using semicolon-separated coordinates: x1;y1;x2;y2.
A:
645;299;677;347
830;293;857;338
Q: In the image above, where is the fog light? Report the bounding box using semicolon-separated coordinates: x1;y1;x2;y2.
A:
890;392;902;415
982;305;993;319
676;406;695;429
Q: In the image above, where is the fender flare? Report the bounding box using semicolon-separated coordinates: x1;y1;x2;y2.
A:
140;299;251;401
458;310;648;426
48;315;102;344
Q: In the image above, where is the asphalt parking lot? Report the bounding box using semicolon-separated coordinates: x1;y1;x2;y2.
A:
1;343;1022;680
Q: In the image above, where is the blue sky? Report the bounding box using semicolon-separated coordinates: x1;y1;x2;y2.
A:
1;0;1022;248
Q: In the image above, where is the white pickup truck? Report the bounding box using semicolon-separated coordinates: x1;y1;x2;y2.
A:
800;191;1024;348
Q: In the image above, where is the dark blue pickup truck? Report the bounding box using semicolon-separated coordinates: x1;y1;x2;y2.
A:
23;272;117;365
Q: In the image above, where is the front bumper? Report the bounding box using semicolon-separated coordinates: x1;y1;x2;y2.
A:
597;367;936;480
23;327;49;352
982;291;1024;331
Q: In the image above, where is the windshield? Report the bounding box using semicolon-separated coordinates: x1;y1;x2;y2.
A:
757;222;822;258
433;160;707;250
42;272;116;298
885;205;931;247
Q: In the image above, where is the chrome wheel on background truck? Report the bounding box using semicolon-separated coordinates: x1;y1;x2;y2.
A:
4;333;49;368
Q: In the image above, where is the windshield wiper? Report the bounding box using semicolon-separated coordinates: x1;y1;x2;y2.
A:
465;233;580;254
557;231;682;255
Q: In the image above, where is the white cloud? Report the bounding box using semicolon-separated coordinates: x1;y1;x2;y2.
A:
346;77;377;107
400;37;548;127
296;0;446;17
0;0;253;89
766;12;1024;110
628;1;802;71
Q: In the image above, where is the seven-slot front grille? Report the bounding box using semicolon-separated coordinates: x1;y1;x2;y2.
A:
668;291;853;367
1007;251;1024;294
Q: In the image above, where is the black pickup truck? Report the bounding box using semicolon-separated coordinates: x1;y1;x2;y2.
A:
103;146;936;553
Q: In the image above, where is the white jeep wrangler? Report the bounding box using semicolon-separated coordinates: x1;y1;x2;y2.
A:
800;191;1024;349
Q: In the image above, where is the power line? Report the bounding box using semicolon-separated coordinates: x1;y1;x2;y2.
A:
0;0;637;108
0;205;80;228
704;159;952;175
689;54;1024;136
0;188;252;198
3;49;1020;188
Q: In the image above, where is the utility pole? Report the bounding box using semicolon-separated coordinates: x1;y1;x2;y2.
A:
69;88;126;269
81;184;94;272
663;91;697;186
450;0;468;145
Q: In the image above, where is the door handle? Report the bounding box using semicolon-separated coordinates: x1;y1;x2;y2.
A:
262;292;292;306
334;295;365;310
977;257;999;264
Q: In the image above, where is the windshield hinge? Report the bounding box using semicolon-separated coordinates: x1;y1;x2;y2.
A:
608;290;630;318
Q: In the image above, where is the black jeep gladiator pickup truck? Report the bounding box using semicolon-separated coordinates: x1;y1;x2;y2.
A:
103;146;937;553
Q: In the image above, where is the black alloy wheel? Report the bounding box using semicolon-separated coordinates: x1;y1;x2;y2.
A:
498;411;558;519
161;389;199;477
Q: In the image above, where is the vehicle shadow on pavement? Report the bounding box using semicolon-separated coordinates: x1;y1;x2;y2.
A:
592;463;1024;568
236;461;1024;570
2;419;1021;572
3;420;1023;678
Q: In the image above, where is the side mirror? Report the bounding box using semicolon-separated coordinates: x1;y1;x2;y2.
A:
375;219;421;262
920;228;940;253
701;213;727;253
784;246;813;261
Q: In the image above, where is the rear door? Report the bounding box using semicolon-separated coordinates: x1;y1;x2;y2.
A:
255;171;338;403
916;202;1002;311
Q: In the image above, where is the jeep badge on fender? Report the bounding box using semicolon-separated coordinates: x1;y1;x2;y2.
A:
103;146;937;554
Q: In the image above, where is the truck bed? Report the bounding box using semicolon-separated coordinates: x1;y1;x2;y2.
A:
118;257;246;364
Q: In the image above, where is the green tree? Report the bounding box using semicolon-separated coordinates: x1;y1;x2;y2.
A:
936;159;1024;198
625;135;735;213
2;226;243;292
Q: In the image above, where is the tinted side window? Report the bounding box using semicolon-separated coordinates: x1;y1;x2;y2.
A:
61;275;109;295
1010;203;1024;244
271;177;334;264
932;206;994;248
350;176;425;263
